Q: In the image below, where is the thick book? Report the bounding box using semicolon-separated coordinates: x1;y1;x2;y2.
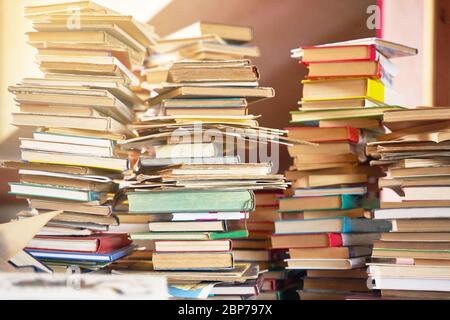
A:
278;195;362;212
27;234;131;254
127;190;255;214
306;56;395;80
148;221;226;232
270;233;381;249
299;45;378;63
152;252;234;271
287;126;359;143
155;240;232;253
300;78;403;104
274;217;392;235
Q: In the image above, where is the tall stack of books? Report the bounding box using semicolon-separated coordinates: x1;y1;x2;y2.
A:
2;1;158;272
367;107;450;300
142;22;260;91
108;24;308;299
271;38;418;300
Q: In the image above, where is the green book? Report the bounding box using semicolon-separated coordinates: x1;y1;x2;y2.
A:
128;190;255;214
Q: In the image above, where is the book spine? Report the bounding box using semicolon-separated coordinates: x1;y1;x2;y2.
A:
347;127;360;144
327;233;343;247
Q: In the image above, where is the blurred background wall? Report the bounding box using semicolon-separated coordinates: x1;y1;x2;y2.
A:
0;0;440;210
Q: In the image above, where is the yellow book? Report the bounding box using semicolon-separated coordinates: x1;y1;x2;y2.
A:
301;78;403;105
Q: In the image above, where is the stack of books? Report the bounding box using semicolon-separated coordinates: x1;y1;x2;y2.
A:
232;192;299;300
2;1;158;272
271;38;418;300
108;25;305;299
367;107;450;300
142;21;260;90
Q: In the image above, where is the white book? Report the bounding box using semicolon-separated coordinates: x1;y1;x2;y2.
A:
20;138;114;157
33;132;115;148
375;207;450;220
371;276;450;292
154;143;219;159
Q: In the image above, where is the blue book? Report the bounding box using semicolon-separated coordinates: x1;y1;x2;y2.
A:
27;246;134;263
274;217;392;235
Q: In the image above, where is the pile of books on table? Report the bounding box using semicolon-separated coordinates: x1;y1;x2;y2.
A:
142;21;260;90
109;31;308;299
2;1;157;272
271;38;418;300
367;107;450;300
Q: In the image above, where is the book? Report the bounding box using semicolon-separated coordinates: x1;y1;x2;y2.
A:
154;143;220;159
152;252;234;271
32;132;116;148
9;183;104;202
289;246;372;259
291;106;403;124
12;113;128;134
287;126;359;143
306;58;394;80
286;257;367;270
154;240;232;252
20;138;114;157
21;150;130;172
299;45;378;63
27;245;134;262
131;230;249;241
165;22;253;43
127;190;255;214
274;217;392;235
29;199;112;216
27;234;131;253
271;233;381;249
300;98;383;110
292;187;367;197
147;86;274;106
293;38;418;59
278;195;361;212
301;78;403;104
167;60;259;83
148;221;226;232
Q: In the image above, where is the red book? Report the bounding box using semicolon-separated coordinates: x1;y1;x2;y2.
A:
271;233;378;249
27;234;132;254
286;126;359;143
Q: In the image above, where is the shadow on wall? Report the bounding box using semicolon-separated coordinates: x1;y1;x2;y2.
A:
149;0;377;172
